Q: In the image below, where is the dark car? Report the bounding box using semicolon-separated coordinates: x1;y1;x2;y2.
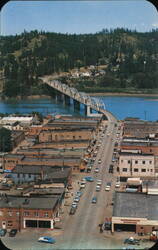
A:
109;165;113;173
91;197;97;204
9;229;17;237
0;229;7;236
69;207;76;215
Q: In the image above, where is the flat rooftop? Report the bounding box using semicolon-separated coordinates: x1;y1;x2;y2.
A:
119;152;153;157
142;180;158;189
22;156;81;162
13;165;71;176
0;195;60;209
113;192;158;220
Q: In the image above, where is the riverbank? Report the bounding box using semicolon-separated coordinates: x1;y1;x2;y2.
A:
1;92;158;101
0;95;51;101
89;92;158;97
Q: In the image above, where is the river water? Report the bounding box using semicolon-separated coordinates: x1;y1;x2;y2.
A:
0;95;158;121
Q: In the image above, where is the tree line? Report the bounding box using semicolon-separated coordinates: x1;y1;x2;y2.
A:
0;28;158;97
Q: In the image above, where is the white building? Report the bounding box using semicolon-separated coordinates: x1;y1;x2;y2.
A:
0;116;36;126
118;152;155;179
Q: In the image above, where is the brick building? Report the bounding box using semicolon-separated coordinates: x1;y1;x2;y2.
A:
0;194;62;231
121;139;158;155
3;154;24;170
38;128;94;143
123;120;158;138
11;131;25;148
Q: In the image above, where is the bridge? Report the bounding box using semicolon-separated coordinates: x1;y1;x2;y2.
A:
40;76;117;122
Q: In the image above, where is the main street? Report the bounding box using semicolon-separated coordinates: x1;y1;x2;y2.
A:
53;117;119;249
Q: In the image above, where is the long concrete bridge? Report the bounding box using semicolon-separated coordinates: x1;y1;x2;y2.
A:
40;76;117;122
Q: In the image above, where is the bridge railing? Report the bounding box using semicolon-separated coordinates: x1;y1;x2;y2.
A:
41;76;106;114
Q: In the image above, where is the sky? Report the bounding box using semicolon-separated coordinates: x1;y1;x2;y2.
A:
1;0;158;35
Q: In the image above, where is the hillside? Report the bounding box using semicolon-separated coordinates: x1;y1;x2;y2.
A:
0;28;158;97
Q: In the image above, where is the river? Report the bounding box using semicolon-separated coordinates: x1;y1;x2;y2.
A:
0;95;158;121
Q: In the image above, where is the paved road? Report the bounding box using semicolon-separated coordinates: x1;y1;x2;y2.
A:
52;119;119;249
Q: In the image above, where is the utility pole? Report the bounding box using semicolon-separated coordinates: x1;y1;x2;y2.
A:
144;111;147;120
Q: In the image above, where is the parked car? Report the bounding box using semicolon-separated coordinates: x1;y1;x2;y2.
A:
124;237;140;245
69;207;76;215
84;176;94;182
105;182;111;191
96;185;101;191
76;191;83;197
109;164;113;173
97;179;102;185
115;181;120;188
9;229;17;237
80;183;86;189
74;196;80;202
91;197;97;203
3;170;12;173
38;236;56;244
95;168;99;173
0;229;7;236
71;202;78;208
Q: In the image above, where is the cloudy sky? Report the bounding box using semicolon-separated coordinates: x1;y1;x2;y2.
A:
1;0;158;35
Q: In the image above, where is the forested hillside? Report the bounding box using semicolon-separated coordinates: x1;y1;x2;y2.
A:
0;28;158;97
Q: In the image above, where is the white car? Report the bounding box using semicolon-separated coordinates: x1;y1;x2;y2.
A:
71;202;78;208
98;159;102;164
95;168;99;173
115;182;120;188
96;185;101;191
80;183;86;189
97;179;102;185
105;182;111;191
74;196;80;202
38;236;56;244
105;185;110;191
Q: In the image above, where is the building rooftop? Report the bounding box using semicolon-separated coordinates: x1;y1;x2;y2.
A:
12;165;71;176
5;154;24;159
32;140;89;146
142;180;158;189
0;194;60;209
17;148;84;156
40;127;94;132
22;156;81;162
113;192;158;220
119;152;153;157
